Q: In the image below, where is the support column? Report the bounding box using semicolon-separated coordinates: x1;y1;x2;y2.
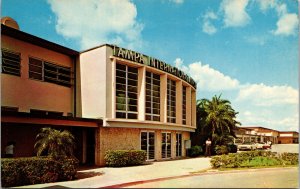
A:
138;67;146;121
186;87;192;126
176;81;182;125
111;59;116;119
191;89;196;127
160;74;167;123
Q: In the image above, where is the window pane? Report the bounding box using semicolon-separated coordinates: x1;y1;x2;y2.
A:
29;72;42;80
153;116;160;121
128;113;137;119
116;112;126;118
2;49;21;76
128;105;137;112
116;69;126;77
128;67;138;73
145;115;152;120
116;63;126;70
116;103;126;110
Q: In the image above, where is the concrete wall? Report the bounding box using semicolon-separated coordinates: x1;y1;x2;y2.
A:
1;35;73;115
80;47;108;118
97;127;140;166
96;127;191;166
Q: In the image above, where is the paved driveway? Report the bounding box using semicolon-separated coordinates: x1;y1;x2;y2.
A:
16;157;212;188
125;167;299;188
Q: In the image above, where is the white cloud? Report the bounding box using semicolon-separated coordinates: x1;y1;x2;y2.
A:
221;0;251;27
238;110;298;131
202;11;218;35
257;0;287;16
257;0;297;36
202;22;217;35
237;83;298;106
174;59;239;91
169;0;184;4
258;0;276;12
175;58;298;132
47;0;143;50
272;13;299;36
203;11;218;20
174;58;189;73
244;35;267;46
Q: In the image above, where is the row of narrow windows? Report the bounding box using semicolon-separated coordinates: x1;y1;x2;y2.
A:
1;49;72;87
141;131;182;160
115;63;188;124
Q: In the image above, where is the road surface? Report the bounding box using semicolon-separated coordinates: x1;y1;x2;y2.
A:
124;167;298;188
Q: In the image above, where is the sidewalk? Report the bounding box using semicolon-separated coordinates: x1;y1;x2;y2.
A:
16;157;212;188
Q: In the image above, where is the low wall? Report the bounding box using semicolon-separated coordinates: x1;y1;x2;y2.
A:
271;144;299;154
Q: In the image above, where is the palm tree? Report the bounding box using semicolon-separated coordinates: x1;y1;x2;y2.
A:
192;95;240;147
34;127;75;159
203;95;240;140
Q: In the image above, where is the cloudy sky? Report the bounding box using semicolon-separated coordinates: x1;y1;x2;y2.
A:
2;0;298;131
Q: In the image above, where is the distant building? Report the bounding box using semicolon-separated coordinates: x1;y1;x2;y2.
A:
1;17;197;166
235;126;298;144
278;131;299;144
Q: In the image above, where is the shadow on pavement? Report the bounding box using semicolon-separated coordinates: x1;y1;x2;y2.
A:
43;185;70;188
75;171;104;179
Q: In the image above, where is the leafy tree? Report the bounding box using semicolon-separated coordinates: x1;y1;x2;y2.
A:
191;95;241;149
34;127;75;159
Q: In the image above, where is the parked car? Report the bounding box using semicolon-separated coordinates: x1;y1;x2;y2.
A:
262;143;271;149
237;142;257;151
255;143;264;150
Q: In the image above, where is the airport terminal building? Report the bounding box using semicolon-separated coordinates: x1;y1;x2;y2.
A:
1;18;197;166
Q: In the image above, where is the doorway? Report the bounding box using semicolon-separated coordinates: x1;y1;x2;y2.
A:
162;132;171;159
141;131;155;160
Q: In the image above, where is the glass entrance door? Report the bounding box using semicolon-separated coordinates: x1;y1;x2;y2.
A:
141;132;155;160
162;133;171;158
176;133;182;157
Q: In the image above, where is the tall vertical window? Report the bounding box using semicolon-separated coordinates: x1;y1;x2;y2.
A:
1;49;21;76
162;132;171;158
182;86;186;125
167;79;176;123
115;63;138;119
29;57;72;87
176;133;182;157
145;71;160;121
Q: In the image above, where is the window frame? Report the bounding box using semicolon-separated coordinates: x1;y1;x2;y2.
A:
28;57;73;87
182;86;187;125
145;71;161;121
1;49;21;76
115;63;138;119
167;79;176;123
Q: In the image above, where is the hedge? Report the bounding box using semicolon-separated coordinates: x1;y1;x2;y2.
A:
1;156;79;187
214;145;228;155
104;150;147;167
210;151;298;169
189;145;203;157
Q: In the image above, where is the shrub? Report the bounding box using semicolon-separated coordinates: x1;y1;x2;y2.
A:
56;157;79;181
214;145;228;155
104;150;147;167
279;153;298;165
1;156;79;187
189;145;203;157
227;144;237;153
210;151;298;169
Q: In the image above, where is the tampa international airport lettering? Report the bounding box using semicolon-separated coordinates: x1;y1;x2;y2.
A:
112;45;197;89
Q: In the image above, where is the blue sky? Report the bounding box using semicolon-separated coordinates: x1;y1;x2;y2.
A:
2;0;299;131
